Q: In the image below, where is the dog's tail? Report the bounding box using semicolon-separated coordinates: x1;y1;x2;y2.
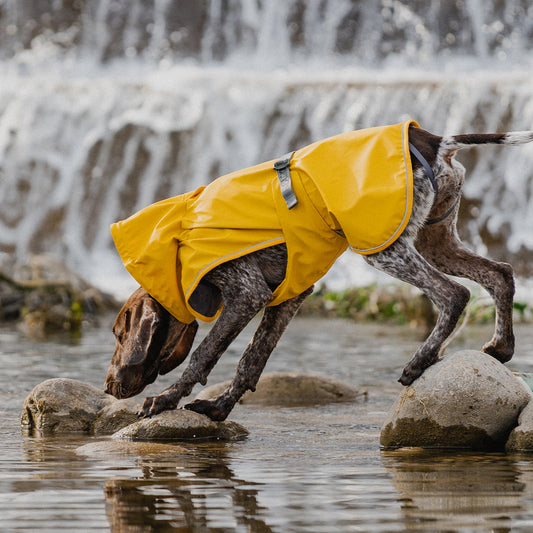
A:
442;131;533;152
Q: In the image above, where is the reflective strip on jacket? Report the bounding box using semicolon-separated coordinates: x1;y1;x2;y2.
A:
111;120;418;323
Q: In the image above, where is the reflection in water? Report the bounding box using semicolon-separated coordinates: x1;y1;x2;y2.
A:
103;445;274;533
382;449;533;531
4;320;533;531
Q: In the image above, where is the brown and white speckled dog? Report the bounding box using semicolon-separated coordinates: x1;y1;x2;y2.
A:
105;124;533;421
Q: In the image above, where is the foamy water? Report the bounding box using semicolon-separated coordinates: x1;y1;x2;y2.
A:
1;1;533;291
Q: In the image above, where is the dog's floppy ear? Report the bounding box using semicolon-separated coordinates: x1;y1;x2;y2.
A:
128;296;163;365
158;317;198;375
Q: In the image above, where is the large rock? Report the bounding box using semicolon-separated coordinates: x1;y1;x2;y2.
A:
195;372;363;406
506;400;533;452
21;378;140;435
112;410;248;441
381;351;532;451
21;378;248;441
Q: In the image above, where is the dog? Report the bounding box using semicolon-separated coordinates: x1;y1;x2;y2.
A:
105;122;533;421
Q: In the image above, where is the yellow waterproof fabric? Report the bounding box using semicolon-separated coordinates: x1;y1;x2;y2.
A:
111;120;418;323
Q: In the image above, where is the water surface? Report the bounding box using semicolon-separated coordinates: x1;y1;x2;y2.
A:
2;316;533;532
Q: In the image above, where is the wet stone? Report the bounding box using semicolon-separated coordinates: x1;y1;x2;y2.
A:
112;409;248;441
21;378;248;441
21;378;140;435
506;401;533;452
1;253;118;337
195;372;364;407
76;440;188;457
380;350;532;451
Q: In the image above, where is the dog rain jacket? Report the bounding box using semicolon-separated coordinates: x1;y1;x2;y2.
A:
111;120;419;324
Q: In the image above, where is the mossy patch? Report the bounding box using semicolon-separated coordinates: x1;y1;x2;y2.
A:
299;284;436;327
299;284;533;325
1;255;119;337
380;417;503;452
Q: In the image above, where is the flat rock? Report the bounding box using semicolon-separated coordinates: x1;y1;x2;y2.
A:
506;400;533;452
112;409;248;441
195;372;363;406
76;440;187;457
381;350;532;451
21;378;140;435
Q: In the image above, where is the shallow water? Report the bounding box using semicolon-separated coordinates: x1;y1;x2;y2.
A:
2;316;533;532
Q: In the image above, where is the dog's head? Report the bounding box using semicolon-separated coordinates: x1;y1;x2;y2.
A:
104;288;198;399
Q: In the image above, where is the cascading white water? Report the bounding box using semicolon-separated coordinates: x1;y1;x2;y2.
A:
1;0;533;297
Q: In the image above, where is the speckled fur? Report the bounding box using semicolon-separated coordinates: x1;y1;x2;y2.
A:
127;125;533;420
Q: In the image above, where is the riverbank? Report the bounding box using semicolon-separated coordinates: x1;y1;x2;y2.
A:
3;253;532;341
299;283;533;326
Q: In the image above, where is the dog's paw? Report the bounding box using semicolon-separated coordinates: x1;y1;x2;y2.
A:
138;393;178;418
482;339;514;364
398;365;424;386
184;399;230;421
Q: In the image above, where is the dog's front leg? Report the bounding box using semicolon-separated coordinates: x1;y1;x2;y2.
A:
186;287;313;421
139;260;273;418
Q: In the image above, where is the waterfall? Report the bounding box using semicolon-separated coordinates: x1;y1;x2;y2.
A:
1;0;533;297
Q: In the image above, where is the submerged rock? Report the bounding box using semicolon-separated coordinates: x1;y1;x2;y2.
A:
506;401;533;452
21;378;248;441
195;372;364;407
21;378;140;435
76;440;187;457
380;350;531;451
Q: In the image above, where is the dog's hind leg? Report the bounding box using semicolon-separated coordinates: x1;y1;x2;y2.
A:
138;257;274;418
416;223;515;363
364;237;471;385
185;286;314;421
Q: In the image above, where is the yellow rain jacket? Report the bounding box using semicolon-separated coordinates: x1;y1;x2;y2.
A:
111;120;418;323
